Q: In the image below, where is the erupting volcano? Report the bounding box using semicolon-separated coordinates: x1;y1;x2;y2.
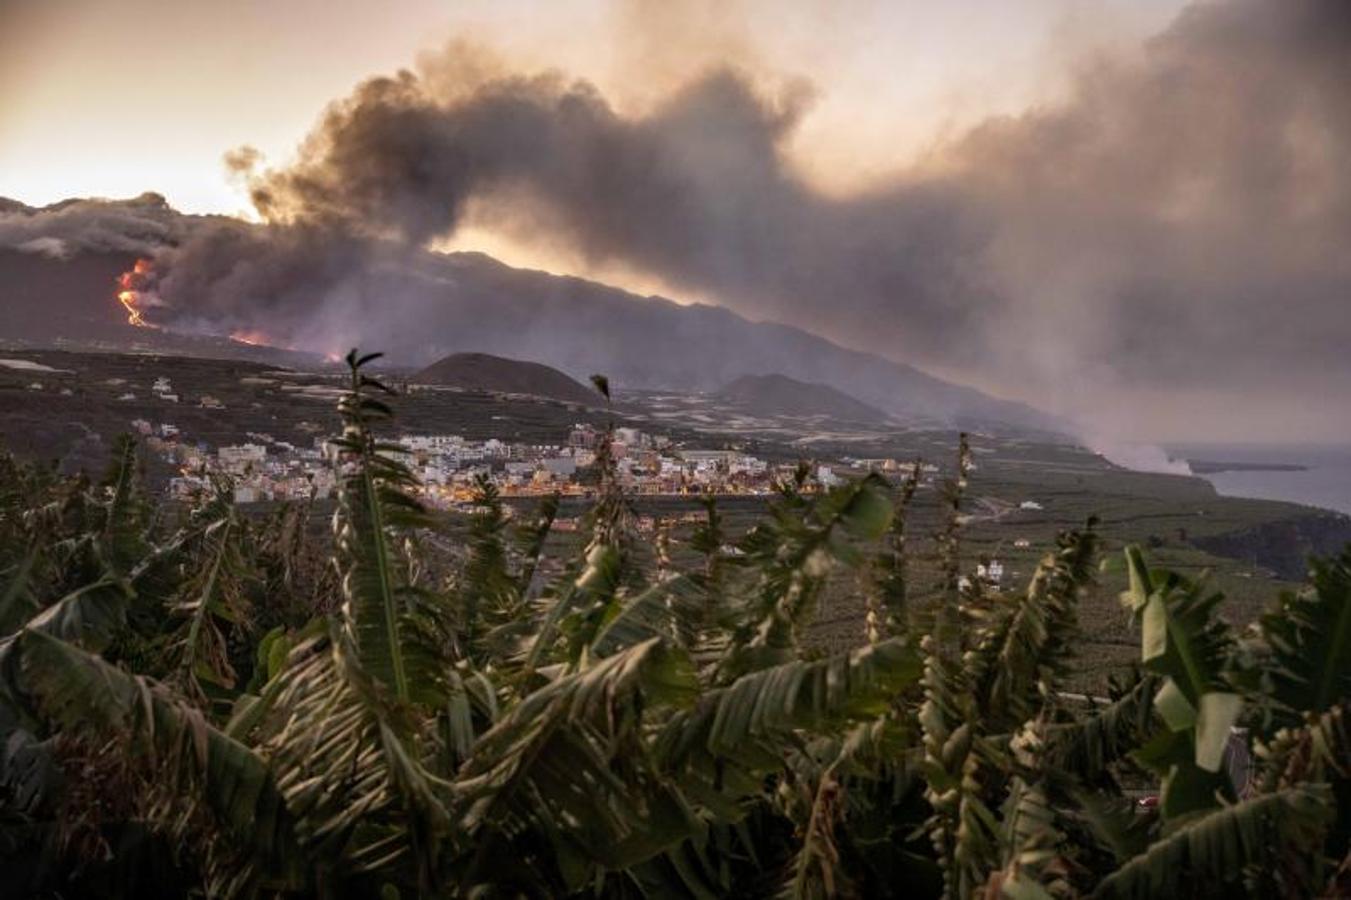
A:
115;258;156;328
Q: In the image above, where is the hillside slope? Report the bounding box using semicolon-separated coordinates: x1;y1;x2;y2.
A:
0;195;1060;434
413;352;597;404
714;373;887;422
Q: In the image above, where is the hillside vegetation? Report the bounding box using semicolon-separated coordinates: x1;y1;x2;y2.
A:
0;351;1347;898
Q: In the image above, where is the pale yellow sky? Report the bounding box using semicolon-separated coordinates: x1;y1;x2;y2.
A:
0;0;1183;215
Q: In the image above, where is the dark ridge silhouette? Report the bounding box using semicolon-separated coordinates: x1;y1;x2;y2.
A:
413;351;598;405
714;373;887;423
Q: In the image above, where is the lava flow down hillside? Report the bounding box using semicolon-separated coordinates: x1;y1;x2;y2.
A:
114;258;158;328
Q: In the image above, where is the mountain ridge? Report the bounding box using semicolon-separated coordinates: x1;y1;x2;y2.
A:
0;194;1063;435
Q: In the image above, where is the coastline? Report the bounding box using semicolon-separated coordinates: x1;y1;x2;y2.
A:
1186;459;1308;475
1169;443;1351;517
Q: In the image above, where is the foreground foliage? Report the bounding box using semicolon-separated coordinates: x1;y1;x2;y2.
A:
0;351;1347;898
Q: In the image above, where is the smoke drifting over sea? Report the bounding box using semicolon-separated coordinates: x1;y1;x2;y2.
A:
2;0;1349;440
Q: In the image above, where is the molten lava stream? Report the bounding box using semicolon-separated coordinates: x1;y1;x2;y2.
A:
115;258;156;328
117;290;147;326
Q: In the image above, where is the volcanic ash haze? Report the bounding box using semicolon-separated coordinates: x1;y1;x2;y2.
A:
2;0;1349;441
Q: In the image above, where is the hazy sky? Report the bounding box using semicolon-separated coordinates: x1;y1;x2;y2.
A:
4;0;1348;444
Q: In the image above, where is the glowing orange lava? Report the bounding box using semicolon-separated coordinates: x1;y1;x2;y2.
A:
115;258;156;328
230;330;269;346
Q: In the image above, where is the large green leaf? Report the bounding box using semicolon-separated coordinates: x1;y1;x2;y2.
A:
1041;674;1162;781
1092;785;1333;899
1259;548;1351;727
10;628;295;871
98;434;150;574
728;474;896;664
659;638;920;772
456;476;519;660
332;350;431;704
454;638;700;891
967;523;1100;730
3;574;131;656
1121;548;1241;815
171;507;252;698
264;622;451;879
0;540;44;634
589;573;706;658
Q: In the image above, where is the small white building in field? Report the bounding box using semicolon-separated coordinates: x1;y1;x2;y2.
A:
977;560;1005;586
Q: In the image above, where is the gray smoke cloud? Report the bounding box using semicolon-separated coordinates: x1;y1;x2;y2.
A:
228;0;1350;421
235;64;992;361
949;0;1351;395
0;193;189;259
3;0;1348;438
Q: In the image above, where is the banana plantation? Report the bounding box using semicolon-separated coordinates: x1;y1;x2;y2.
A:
0;351;1347;898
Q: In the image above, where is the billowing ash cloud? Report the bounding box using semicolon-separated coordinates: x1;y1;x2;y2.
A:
4;0;1348;437
225;1;1349;405
948;0;1351;395
0;193;189;259
234;65;990;360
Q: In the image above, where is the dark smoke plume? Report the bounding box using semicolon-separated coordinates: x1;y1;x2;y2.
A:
235;66;990;360
0;193;190;259
227;2;1351;408
4;0;1348;436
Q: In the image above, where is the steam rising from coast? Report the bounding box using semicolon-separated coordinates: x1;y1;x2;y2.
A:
1084;436;1192;476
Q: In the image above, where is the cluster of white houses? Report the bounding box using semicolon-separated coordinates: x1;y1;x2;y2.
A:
394;425;789;502
127;417;1044;592
135;420;839;506
133;419;1019;516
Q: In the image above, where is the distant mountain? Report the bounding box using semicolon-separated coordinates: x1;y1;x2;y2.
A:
714;374;887;423
382;252;1059;433
0;195;1062;434
414;352;597;405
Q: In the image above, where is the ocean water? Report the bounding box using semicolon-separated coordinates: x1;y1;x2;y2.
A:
1166;443;1351;516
